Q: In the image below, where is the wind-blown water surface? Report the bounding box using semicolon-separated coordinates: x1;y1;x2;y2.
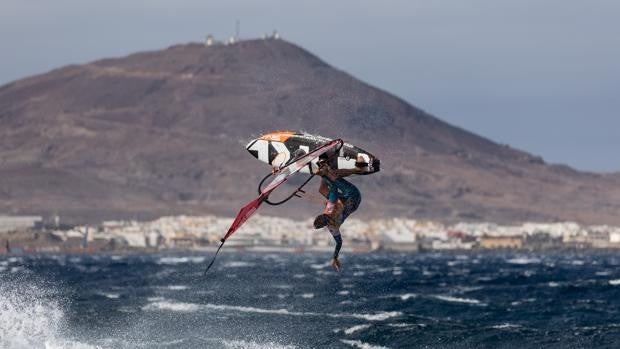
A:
2;252;620;348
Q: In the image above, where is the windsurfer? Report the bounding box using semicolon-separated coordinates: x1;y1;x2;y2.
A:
313;156;364;271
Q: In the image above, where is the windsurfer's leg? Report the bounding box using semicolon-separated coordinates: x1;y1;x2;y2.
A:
338;193;362;225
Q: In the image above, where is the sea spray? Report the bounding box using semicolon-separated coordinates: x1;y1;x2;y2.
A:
0;275;64;348
0;274;95;349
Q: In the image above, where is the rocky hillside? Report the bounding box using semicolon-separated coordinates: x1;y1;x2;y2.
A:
1;38;619;225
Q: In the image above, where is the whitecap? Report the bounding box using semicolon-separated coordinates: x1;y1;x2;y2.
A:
222;339;298;349
157;257;190;265
310;263;326;270
609;279;620;285
548;282;561;288
388;323;413;328
347;311;403;321
337;290;350;296
433;295;485;305
399;293;417;301
142;300;200;312
341;339;390;349
99;292;120;299
300;293;314;299
491;323;522;329
210;303;402;322
353;271;366;276
507;257;541;265
165;285;189;291
344;324;372;335
223;261;256;268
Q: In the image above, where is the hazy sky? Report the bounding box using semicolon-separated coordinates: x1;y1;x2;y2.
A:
1;1;618;172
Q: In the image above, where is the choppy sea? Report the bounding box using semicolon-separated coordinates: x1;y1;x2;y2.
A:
2;252;620;348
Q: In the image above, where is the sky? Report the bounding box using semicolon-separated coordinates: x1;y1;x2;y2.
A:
1;0;618;172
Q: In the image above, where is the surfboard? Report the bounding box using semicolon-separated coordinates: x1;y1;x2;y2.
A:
245;131;380;175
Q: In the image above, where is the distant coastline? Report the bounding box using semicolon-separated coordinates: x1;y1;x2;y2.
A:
2;214;620;255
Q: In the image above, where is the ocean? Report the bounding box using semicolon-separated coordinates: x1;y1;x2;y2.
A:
2;251;620;349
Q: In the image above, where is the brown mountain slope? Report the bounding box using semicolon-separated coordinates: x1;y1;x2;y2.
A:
1;39;619;225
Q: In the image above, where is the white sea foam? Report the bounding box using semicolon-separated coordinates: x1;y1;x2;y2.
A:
609;279;620;285
223;261;256;268
310;263;326;270
507;257;541;265
222;339;298;349
548;282;561;288
300;293;314;299
341;339;390;349
388;323;413;328
491;323;522;329
399;293;417;301
142;300;201;312
157;257;191;265
346;311;403;321
157;256;205;265
99;292;120;299
433;295;485;305
144;300;402;322
166;285;189;291
344;324;372;335
337;290;350;296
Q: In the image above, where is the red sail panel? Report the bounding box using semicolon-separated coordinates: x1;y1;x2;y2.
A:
220;139;342;242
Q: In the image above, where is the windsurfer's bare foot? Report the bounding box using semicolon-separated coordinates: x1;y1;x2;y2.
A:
330;257;341;272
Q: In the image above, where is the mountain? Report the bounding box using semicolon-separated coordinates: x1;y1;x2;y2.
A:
1;38;619;225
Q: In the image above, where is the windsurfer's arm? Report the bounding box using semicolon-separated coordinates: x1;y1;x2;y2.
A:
330;167;364;178
319;179;329;199
328;226;342;259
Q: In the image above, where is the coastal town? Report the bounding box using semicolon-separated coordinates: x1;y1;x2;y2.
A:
2;214;620;255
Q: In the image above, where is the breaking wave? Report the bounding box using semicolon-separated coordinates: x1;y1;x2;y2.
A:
0;276;95;349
